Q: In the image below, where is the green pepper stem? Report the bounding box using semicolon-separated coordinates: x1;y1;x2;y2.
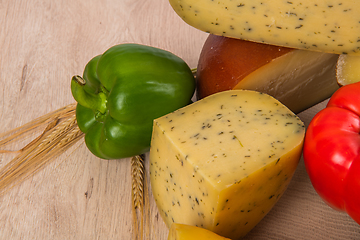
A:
71;75;107;114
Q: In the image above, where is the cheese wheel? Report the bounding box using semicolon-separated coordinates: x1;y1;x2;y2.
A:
150;90;305;239
169;0;360;55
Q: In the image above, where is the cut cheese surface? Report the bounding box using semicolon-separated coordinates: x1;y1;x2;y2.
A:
168;223;231;240
169;0;360;55
150;90;305;239
235;49;339;113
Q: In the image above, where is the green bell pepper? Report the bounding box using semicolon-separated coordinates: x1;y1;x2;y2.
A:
71;43;195;159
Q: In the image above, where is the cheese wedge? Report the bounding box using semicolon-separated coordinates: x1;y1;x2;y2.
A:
336;54;360;86
168;223;231;240
169;0;360;55
150;90;305;239
197;34;340;113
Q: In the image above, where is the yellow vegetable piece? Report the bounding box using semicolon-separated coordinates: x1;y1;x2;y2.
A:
168;223;231;240
150;90;305;239
169;0;360;55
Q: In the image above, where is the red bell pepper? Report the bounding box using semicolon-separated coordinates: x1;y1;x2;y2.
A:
303;81;360;225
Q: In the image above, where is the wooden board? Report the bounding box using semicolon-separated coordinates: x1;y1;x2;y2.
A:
0;0;359;239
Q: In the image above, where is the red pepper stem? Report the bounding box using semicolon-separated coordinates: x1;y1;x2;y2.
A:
71;75;107;114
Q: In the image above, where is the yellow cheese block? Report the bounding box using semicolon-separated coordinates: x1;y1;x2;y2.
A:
150;90;305;239
336;55;360;86
169;0;360;55
168;223;231;240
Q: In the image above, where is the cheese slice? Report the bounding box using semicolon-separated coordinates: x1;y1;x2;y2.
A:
168;223;231;240
150;90;305;239
169;0;360;55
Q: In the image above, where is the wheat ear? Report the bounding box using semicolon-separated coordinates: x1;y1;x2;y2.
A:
131;154;145;240
0;103;84;195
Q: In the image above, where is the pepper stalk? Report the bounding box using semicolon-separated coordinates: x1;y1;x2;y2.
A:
71;75;107;114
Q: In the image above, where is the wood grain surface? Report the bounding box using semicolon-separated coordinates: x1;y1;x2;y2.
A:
0;1;359;239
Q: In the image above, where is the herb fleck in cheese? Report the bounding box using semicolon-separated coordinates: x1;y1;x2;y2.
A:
150;90;305;239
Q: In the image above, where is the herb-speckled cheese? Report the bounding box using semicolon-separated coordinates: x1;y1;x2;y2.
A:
150;90;305;239
169;0;360;55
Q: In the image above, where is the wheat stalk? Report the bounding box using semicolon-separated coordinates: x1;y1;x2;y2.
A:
0;103;77;150
0;103;149;239
0;103;84;195
131;154;146;240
